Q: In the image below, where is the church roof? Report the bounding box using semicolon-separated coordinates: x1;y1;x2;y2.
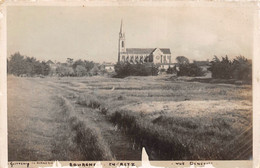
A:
160;48;171;54
126;48;171;55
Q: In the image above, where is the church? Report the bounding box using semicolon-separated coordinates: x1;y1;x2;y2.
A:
117;20;175;69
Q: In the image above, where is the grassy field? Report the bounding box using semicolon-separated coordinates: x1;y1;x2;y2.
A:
8;75;252;160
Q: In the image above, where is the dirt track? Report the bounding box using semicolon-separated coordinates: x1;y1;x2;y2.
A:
8;76;141;161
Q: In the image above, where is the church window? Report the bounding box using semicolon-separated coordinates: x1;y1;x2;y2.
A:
130;56;134;63
122;41;124;48
167;56;171;63
135;56;139;63
140;56;143;63
144;56;148;62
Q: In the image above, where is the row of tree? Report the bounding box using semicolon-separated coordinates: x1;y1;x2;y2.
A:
54;60;99;77
7;52;103;77
166;55;252;81
7;52;50;76
166;56;205;76
114;55;252;82
7;52;252;82
209;55;252;81
114;62;205;78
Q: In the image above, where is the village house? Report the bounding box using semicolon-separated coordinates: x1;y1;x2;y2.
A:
101;62;115;72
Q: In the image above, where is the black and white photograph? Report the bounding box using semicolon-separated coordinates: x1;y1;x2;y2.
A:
4;1;256;163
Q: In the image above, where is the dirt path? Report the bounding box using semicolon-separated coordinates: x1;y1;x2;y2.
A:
41;79;142;160
73;104;141;160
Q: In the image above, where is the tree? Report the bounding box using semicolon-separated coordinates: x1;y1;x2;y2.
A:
177;63;205;77
232;56;252;81
66;58;74;66
75;65;88;76
89;64;99;76
72;59;85;70
56;66;75;77
41;61;51;76
84;60;95;71
176;56;189;65
114;63;158;78
72;59;96;76
8;52;28;76
114;62;131;77
209;56;233;79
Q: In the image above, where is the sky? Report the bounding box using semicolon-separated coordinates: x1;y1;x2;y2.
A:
7;5;255;63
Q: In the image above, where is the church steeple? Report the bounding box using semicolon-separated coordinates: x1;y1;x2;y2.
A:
118;19;126;62
120;19;124;35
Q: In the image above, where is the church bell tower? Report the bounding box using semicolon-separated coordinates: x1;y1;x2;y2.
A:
118;19;126;62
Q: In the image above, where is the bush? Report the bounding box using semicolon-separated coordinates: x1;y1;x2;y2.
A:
114;62;159;78
166;66;177;74
77;94;101;109
160;68;166;73
177;63;205;77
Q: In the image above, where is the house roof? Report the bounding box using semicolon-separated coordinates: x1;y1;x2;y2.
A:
102;62;115;66
46;60;54;64
126;48;171;55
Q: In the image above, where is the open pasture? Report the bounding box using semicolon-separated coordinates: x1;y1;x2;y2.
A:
8;75;252;160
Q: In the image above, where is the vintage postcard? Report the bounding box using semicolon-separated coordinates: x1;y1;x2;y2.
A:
0;1;259;168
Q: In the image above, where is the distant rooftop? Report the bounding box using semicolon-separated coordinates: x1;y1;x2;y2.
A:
102;62;115;66
46;60;54;64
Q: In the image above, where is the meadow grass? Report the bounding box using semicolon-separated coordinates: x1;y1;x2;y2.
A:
109;110;191;160
76;93;102;109
109;107;251;160
8;75;252;160
52;96;114;160
73;76;252;160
